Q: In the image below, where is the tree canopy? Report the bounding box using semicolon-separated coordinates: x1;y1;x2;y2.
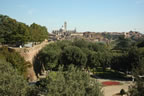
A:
36;66;103;96
0;14;48;45
0;57;29;96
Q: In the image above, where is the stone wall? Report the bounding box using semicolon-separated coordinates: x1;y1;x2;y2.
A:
12;41;50;81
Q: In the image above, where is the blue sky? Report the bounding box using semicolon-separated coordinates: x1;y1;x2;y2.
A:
0;0;144;33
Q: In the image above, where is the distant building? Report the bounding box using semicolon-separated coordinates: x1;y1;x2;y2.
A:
124;31;143;39
52;21;76;36
83;32;104;41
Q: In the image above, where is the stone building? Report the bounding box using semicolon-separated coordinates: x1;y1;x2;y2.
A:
52;21;76;36
124;31;143;39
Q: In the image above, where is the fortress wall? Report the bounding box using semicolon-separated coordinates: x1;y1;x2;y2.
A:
11;41;49;81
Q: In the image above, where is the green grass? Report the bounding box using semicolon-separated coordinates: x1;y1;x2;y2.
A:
92;67;131;80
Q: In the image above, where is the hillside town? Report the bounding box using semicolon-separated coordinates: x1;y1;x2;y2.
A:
1;0;144;95
49;22;144;43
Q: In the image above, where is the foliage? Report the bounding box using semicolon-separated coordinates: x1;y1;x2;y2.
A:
137;40;144;48
114;36;133;51
72;39;89;48
88;42;107;52
34;39;112;74
95;69;126;80
111;47;142;73
120;89;126;96
129;58;144;96
98;51;112;71
0;46;30;76
0;15;30;45
111;53;128;73
34;43;61;76
30;23;48;42
0;59;29;96
36;66;103;96
86;51;100;69
0;14;48;45
60;46;87;68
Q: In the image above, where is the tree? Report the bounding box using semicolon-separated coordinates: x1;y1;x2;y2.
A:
88;42;107;52
60;46;87;68
85;50;100;69
111;47;141;73
0;46;31;76
115;36;133;51
0;15;31;45
0;15;19;44
56;40;72;50
111;53;128;73
127;47;141;72
33;43;61;76
30;23;48;42
36;66;104;96
0;14;48;45
129;57;144;96
137;40;144;48
99;51;112;71
72;39;89;49
0;59;29;96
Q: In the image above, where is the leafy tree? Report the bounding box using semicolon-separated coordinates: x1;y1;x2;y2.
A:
137;40;144;48
15;23;30;45
30;23;48;42
127;47;141;71
88;42;107;52
114;36;133;51
0;15;30;45
0;59;29;96
111;53;128;73
85;50;100;69
0;47;31;76
111;47;141;73
0;14;48;45
72;39;89;49
60;46;87;68
56;40;72;50
36;66;103;96
129;58;144;96
0;15;18;44
34;43;61;76
99;51;112;71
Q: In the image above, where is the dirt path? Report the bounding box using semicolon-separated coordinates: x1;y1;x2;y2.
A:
97;79;132;96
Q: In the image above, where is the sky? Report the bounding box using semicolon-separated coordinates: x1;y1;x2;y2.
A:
0;0;144;33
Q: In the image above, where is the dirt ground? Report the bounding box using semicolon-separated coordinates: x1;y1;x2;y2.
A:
97;79;132;96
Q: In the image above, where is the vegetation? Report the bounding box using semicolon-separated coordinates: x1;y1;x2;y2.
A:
0;47;30;76
35;66;103;96
0;55;29;96
0;14;48;46
129;58;144;96
34;39;111;73
120;89;126;96
1;14;144;96
33;37;144;95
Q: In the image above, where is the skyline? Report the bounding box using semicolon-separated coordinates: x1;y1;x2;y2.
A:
0;0;144;33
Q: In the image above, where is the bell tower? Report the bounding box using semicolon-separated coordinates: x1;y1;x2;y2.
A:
64;21;67;32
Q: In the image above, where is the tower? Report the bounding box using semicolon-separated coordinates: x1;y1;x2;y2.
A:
64;21;67;32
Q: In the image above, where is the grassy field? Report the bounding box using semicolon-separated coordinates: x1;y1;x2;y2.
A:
91;67;132;81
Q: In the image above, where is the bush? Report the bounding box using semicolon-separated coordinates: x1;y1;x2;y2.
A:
120;89;126;95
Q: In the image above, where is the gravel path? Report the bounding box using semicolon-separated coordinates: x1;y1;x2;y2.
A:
97;78;132;96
